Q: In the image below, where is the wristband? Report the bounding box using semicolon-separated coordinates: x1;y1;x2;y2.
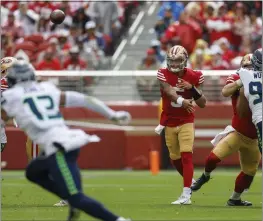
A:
235;79;243;87
191;85;202;100
177;97;185;106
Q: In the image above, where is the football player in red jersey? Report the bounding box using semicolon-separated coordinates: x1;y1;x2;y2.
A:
191;54;261;206
1;57;17;153
156;45;207;205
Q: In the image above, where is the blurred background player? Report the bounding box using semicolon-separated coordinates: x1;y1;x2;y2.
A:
191;54;261;206
1;60;131;221
236;48;262;153
155;45;207;205
1;57;17;168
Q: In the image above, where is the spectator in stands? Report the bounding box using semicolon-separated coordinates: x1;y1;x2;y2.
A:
232;2;251;50
158;1;184;22
154;18;168;39
216;37;236;63
72;7;91;33
165;12;202;54
205;3;233;45
150;39;165;63
136;49;161;102
83;21;105;51
37;15;52;38
57;30;72;56
68;25;82;47
1;5;10;25
37;48;61;70
249;9;262;51
1;31;14;57
88;2;121;36
14;2;39;36
138;48;161;70
63;46;87;70
2;12;24;41
206;45;230;70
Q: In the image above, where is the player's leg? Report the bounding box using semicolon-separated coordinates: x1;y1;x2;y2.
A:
25;155;63;197
192;132;240;191
170;123;194;205
227;137;260;206
48;148;127;221
165;126;182;175
26;137;34;162
256;122;262;154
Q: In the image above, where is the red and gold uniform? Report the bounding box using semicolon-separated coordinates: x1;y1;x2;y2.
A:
212;73;260;176
157;67;204;159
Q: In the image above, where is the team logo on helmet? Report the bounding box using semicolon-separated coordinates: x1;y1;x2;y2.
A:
1;57;17;74
166;45;188;73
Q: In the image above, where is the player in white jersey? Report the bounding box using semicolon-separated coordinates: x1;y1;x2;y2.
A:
236;48;262;154
1;60;132;221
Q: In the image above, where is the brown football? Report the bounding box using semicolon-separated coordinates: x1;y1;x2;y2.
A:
50;9;65;24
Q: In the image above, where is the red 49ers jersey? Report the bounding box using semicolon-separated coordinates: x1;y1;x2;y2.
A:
226;73;257;139
157;67;204;127
1;77;8;92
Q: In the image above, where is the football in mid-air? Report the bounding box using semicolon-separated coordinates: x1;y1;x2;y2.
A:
50;9;65;24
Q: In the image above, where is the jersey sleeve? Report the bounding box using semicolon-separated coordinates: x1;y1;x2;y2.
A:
225;73;239;85
41;82;61;105
194;70;204;87
157;68;167;82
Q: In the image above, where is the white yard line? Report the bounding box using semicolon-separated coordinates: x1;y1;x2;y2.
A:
148;2;158;16
130;25;144;45
113;54;127;71
111;39;127;63
128;11;145;36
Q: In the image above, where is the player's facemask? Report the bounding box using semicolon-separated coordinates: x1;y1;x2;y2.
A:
167;55;187;73
166;46;188;73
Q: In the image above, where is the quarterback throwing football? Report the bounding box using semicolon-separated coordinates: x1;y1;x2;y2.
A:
156;45;207;205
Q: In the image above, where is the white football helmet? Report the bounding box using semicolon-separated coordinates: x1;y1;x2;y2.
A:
1;57;17;76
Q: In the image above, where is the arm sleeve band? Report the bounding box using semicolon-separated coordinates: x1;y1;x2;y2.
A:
65;91;115;119
191;86;202;100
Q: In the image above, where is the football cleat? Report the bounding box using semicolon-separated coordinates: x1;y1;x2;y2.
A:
191;173;210;191
54;200;68;207
116;217;132;221
67;207;80;221
227;199;252;206
171;194;192;205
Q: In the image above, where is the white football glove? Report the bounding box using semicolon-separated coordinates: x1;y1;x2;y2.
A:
111;111;131;125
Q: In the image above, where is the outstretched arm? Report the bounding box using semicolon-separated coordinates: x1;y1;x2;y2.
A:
222;80;243;97
60;91;131;124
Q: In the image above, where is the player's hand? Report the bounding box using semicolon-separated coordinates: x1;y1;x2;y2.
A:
177;79;192;90
111;111;132;125
182;99;194;113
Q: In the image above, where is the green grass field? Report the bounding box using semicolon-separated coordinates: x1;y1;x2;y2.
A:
2;170;262;221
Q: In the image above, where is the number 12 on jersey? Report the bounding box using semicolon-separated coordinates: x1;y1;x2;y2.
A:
24;95;62;120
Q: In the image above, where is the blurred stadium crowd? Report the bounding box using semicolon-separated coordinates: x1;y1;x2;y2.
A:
1;1;140;70
140;1;262;71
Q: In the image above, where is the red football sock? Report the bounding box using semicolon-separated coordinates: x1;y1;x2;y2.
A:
170;159;183;177
181;152;194;188
204;152;221;173
234;172;254;193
